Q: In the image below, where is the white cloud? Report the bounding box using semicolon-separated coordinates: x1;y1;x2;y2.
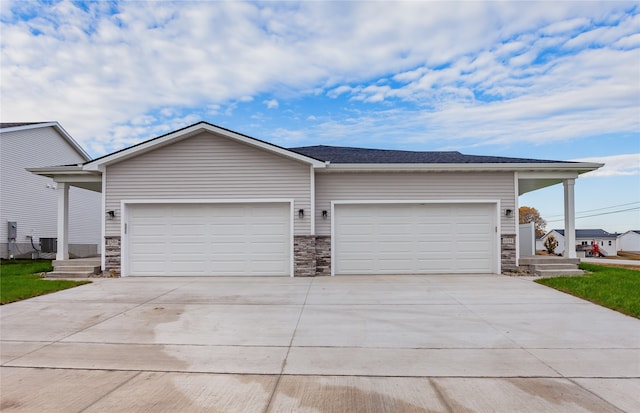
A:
263;99;279;109
0;1;637;156
571;154;640;177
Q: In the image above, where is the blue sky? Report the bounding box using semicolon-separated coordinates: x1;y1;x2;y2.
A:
1;1;639;232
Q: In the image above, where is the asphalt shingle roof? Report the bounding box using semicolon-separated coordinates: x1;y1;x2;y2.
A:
553;229;617;238
288;145;570;164
0;122;47;129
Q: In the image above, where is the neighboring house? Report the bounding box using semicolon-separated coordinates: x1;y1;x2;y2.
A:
617;230;640;252
29;122;601;276
541;229;618;257
0;122;100;259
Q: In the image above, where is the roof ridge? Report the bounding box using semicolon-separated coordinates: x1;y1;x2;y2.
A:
290;144;461;153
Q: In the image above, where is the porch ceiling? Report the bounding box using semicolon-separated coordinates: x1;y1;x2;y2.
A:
518;177;564;195
26;166;102;192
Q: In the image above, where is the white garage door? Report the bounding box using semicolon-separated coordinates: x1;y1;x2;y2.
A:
126;203;291;276
334;203;496;275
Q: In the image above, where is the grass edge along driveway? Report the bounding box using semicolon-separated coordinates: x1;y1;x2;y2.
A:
536;263;640;319
0;260;90;305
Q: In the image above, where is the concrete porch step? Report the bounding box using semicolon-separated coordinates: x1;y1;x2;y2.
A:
519;257;581;265
51;265;100;273
534;268;585;277
52;258;101;266
46;271;95;279
531;263;581;270
47;257;101;278
519;256;583;277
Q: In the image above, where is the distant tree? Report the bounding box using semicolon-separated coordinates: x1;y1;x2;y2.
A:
519;206;547;237
544;235;558;254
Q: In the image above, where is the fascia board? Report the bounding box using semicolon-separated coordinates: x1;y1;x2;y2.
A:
84;122;325;171
26;166;101;180
321;162;603;174
27;166;85;173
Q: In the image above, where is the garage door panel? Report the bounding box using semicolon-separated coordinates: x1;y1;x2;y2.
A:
127;203;290;276
252;243;288;254
131;224;167;237
169;225;204;236
378;227;412;237
415;242;453;252
416;223;453;233
335;203;496;275
416;260;451;271
339;262;374;273
130;260;166;273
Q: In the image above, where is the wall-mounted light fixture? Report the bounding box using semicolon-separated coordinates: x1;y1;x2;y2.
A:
322;210;328;219
505;209;513;217
106;210;116;220
298;209;304;219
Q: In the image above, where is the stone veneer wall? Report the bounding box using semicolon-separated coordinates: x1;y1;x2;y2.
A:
293;235;316;277
501;234;517;273
293;235;332;276
105;236;121;276
315;236;331;276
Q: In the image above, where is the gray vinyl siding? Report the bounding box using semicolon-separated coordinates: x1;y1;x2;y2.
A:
0;126;100;256
315;171;516;235
105;131;311;236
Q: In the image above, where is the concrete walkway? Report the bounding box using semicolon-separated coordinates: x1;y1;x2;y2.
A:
581;257;640;266
1;275;639;412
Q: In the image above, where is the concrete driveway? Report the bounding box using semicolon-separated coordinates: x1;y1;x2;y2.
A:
1;274;639;412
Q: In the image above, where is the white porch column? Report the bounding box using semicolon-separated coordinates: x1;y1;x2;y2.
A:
56;182;70;260
563;178;577;258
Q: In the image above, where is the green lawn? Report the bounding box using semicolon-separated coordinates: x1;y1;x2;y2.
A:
536;263;640;318
0;260;90;305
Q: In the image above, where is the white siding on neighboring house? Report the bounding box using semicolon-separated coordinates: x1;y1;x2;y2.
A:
315;171;516;236
543;231;618;256
542;230;565;255
618;231;640;252
105;131;312;237
0;126;100;257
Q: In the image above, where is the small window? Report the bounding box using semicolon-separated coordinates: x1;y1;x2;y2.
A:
601;241;604;246
609;241;612;246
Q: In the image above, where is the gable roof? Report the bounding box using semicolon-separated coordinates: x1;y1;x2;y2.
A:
289;145;570;164
84;121;326;170
552;229;618;239
0;121;91;161
619;230;640;236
